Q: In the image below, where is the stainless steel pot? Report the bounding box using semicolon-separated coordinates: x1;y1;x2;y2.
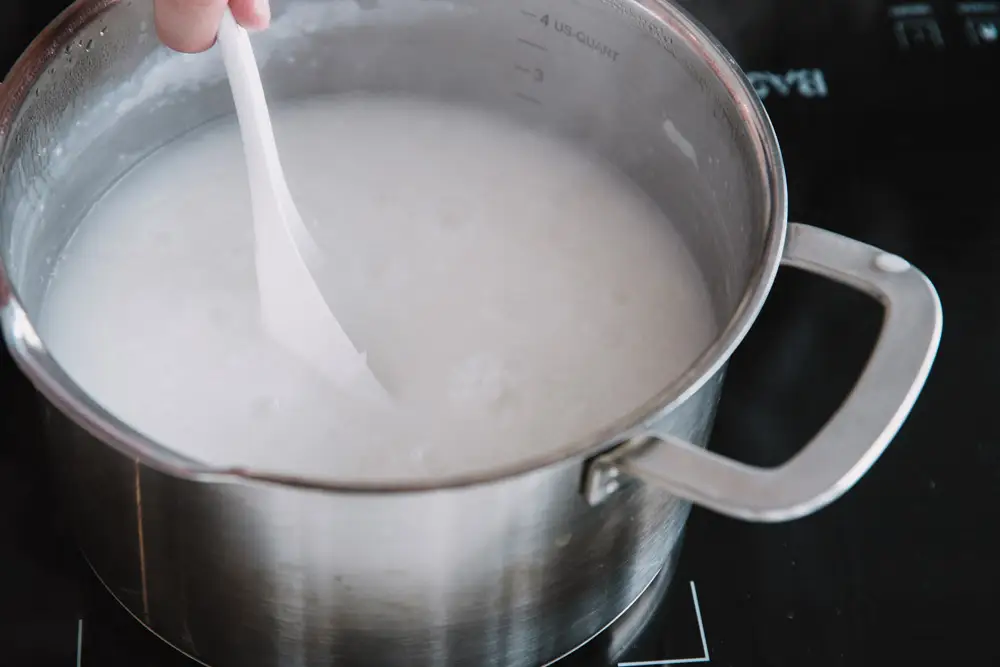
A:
0;0;942;665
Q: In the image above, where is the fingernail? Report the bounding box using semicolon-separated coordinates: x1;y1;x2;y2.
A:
254;0;271;23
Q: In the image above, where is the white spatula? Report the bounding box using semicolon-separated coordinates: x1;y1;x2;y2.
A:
216;11;387;400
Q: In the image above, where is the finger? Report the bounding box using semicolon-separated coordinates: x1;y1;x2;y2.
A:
230;0;271;30
154;0;228;53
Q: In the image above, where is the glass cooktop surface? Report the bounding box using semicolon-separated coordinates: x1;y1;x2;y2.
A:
2;0;998;665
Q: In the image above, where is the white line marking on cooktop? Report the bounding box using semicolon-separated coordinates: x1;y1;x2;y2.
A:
76;619;83;667
618;581;710;666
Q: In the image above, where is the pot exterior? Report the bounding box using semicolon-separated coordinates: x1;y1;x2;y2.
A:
43;371;721;667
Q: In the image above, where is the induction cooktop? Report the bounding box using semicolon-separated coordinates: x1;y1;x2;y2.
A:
2;0;999;665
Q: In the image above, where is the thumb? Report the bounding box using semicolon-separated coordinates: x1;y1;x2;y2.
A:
230;0;271;28
154;0;229;53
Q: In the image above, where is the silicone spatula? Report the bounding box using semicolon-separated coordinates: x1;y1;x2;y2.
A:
215;10;387;400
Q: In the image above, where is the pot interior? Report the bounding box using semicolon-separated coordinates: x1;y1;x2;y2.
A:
0;0;784;478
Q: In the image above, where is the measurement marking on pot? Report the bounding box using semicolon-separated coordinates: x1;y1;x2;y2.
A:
536;14;621;61
515;92;543;105
618;581;709;666
76;619;83;667
521;9;538;17
517;37;549;51
514;64;545;81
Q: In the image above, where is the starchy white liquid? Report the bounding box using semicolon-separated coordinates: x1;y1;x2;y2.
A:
37;94;718;482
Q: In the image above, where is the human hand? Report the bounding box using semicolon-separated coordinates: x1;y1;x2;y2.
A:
154;0;271;53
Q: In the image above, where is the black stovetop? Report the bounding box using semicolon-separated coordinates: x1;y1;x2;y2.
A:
3;1;999;666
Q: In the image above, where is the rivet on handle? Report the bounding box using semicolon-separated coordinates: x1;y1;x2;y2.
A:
583;436;651;506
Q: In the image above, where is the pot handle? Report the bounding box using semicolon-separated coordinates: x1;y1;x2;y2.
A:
584;223;942;522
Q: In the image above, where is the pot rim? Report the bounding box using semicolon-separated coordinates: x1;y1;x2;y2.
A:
0;0;787;494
